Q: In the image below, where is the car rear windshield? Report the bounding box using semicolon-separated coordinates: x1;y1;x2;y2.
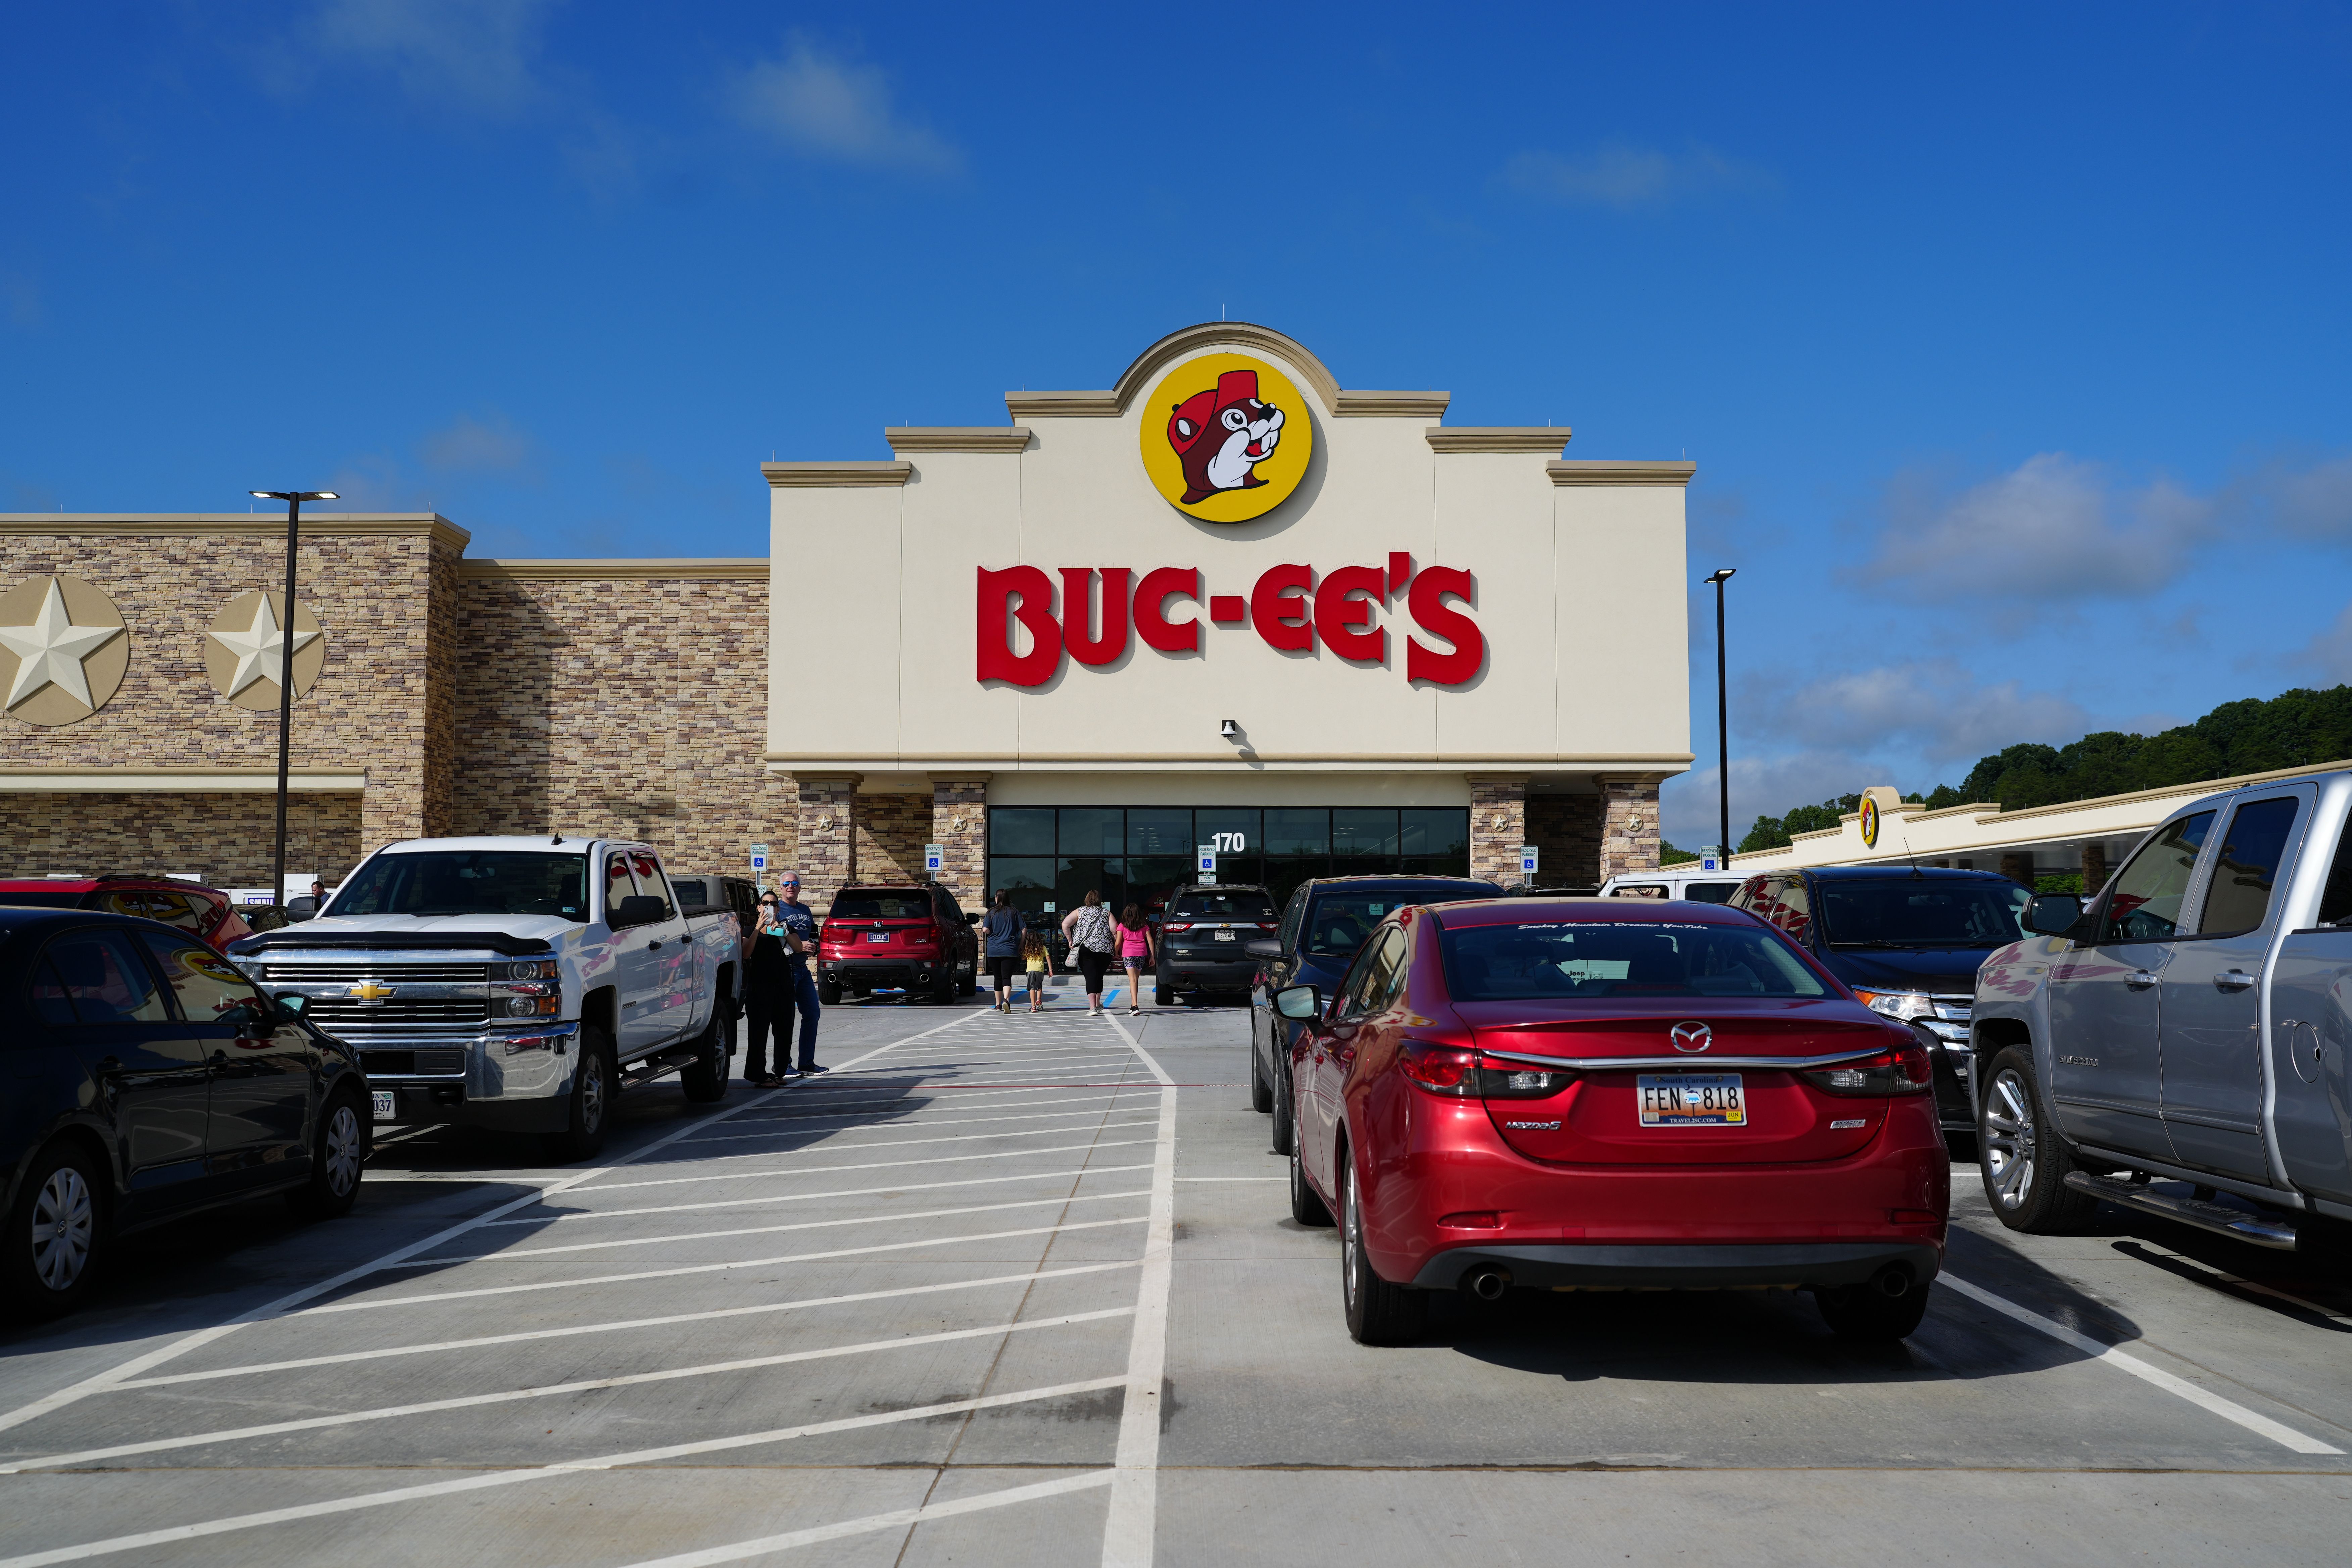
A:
1302;887;1492;954
830;890;932;919
1440;919;1830;1001
1170;891;1276;920
1684;882;1738;904
0;890;86;908
331;851;589;921
1817;879;2029;948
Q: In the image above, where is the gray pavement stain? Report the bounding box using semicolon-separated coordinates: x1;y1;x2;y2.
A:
0;994;2348;1565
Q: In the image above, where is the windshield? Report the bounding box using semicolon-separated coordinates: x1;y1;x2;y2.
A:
329;851;588;920
1171;891;1276;920
1440;919;1831;1001
1817;879;2030;948
1303;886;1494;955
830;890;931;919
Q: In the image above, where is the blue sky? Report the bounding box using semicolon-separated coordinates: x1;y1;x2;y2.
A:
6;2;2351;844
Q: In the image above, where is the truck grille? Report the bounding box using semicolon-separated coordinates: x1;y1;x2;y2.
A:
256;963;492;984
307;999;493;1025
361;1048;468;1077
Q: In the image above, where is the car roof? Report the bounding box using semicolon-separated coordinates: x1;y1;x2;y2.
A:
0;905;203;938
376;836;624;854
1431;896;1758;930
1305;875;1501;893
1791;865;2020;883
0;875;226;893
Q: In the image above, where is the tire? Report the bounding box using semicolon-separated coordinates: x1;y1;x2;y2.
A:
1340;1149;1424;1345
1271;1039;1296;1156
1814;1279;1933;1342
1979;1045;2099;1234
958;962;977;998
818;980;842;1005
1249;1050;1273;1114
932;967;957;1005
285;1089;368;1220
1288;1099;1332;1227
545;1026;616;1162
1154;983;1175;1008
3;1141;104;1320
680;1011;729;1104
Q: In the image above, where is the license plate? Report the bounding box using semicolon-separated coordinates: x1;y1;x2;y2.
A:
1637;1073;1744;1126
865;931;890;943
371;1090;397;1121
1212;929;1235;941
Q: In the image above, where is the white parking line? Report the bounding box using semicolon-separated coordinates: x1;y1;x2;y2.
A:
1175;1176;1284;1182
399;1189;1153;1266
112;1262;1147;1389
486;1163;1156;1225
569;1136;1158;1194
611;1472;1117;1568
685;1103;1146;1145
637;1120;1161;1163
1101;1013;1177;1568
295;1216;1152;1314
1;1308;1136;1475
1939;1272;2346;1454
0;1376;1128;1568
730;1090;1137;1124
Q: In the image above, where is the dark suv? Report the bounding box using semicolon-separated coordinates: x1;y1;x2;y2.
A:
0;875;253;955
0;906;370;1319
1245;873;1502;1152
1731;865;2031;1137
1154;884;1278;1007
816;882;980;1004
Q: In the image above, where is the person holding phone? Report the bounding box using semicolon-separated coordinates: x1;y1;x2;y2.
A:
741;890;790;1086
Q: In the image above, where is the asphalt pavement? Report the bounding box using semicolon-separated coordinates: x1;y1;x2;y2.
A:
1;990;2348;1566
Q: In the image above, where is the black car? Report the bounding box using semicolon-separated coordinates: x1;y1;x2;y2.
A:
1245;874;1503;1153
1154;884;1278;1007
1731;865;2032;1137
0;906;371;1319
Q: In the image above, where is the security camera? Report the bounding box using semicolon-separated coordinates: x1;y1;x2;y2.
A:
1219;719;1239;739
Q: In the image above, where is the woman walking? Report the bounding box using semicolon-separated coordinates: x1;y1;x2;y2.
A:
981;889;1024;1014
1114;902;1156;1018
1061;889;1116;1018
1021;927;1050;1013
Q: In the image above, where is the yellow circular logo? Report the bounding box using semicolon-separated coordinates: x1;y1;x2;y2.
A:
1860;796;1880;848
1137;353;1312;523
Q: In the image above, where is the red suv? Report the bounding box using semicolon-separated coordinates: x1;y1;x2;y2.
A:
1275;896;1948;1345
0;875;253;955
816;883;979;1004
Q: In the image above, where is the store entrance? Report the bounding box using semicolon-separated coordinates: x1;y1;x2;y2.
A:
985;806;1471;952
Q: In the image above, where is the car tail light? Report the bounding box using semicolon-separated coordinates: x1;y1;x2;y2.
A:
1799;1041;1933;1097
1400;1042;1573;1100
1162;921;1193;932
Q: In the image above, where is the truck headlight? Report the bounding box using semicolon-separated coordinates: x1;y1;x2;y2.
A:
503;959;557;981
1854;989;1934;1022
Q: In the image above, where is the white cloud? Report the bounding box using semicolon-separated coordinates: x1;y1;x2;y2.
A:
1661;750;1876;851
1856;453;2214;600
1497;140;1776;209
301;0;558;115
731;38;960;173
2271;456;2352;539
421;411;533;474
2295;602;2352;684
1752;659;2092;769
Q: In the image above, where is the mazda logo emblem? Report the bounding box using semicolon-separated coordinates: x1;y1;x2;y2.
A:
1669;1021;1712;1053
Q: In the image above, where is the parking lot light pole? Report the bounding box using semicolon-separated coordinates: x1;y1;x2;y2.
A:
247;489;340;921
1704;569;1736;869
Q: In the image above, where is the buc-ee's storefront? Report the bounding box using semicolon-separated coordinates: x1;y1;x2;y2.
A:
0;323;1690;915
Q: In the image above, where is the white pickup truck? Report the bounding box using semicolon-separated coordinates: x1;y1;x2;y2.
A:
1972;768;2352;1256
226;835;743;1161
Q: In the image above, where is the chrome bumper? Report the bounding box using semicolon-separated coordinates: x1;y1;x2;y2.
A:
332;1022;578;1102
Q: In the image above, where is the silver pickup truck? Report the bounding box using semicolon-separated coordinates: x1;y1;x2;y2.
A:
227;835;742;1161
1972;769;2352;1253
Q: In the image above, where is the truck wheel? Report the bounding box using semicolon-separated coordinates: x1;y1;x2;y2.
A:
680;1013;729;1105
1250;1050;1273;1114
3;1140;105;1321
285;1088;368;1219
1979;1046;2098;1234
931;968;956;1004
545;1027;615;1163
958;962;977;997
818;979;842;1006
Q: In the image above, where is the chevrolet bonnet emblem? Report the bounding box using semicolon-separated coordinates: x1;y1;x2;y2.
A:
349;980;396;1002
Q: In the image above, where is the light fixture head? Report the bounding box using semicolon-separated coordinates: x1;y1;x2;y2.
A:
1219;719;1239;739
1705;567;1737;584
250;490;281;499
306;490;340;501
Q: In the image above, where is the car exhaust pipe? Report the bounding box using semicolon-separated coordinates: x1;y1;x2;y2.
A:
1872;1264;1912;1299
1465;1266;1512;1301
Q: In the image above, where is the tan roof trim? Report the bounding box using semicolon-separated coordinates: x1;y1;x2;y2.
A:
0;767;366;794
884;428;1034;454
1112;321;1340;409
459;559;769;582
0;514;471;549
1428;427;1573;454
1335;391;1452;418
1003;391;1119;419
765;751;1695;768
1548;461;1698;488
761;461;913;488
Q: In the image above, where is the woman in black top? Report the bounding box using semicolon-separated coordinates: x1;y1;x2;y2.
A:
981;889;1025;1014
742;890;791;1085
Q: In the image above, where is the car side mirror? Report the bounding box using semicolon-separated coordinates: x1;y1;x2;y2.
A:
2023;893;2084;937
964;912;980;925
1244;938;1283;961
612;894;667;930
1273;984;1322;1021
272;992;309;1022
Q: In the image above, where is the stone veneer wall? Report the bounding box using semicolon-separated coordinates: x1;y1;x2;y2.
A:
1598;777;1664;881
1468;775;1528;887
449;565;789;882
0;793;363;885
853;792;933;886
929;777;989;912
1527;794;1602;887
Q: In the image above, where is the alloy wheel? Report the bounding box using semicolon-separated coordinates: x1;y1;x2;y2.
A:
323;1104;364;1197
1983;1067;2038;1211
582;1053;607;1132
1341;1160;1361;1310
31;1166;94;1292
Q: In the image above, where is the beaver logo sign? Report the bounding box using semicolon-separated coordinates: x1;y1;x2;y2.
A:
1138;353;1312;523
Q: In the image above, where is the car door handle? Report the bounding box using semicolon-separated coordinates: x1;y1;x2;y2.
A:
647;940;663;950
2213;969;2255;991
2125;970;2158;989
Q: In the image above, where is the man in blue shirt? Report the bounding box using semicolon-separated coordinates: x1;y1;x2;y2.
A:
769;872;824;1077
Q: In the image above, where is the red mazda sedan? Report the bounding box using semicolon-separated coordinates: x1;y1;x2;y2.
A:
1275;897;1949;1345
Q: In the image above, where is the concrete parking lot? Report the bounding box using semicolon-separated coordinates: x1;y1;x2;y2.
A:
2;994;2349;1566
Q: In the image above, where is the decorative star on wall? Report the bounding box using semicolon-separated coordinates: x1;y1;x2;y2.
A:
207;593;323;699
0;578;125;710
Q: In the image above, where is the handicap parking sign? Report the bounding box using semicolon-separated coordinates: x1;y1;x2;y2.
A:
923;843;944;875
